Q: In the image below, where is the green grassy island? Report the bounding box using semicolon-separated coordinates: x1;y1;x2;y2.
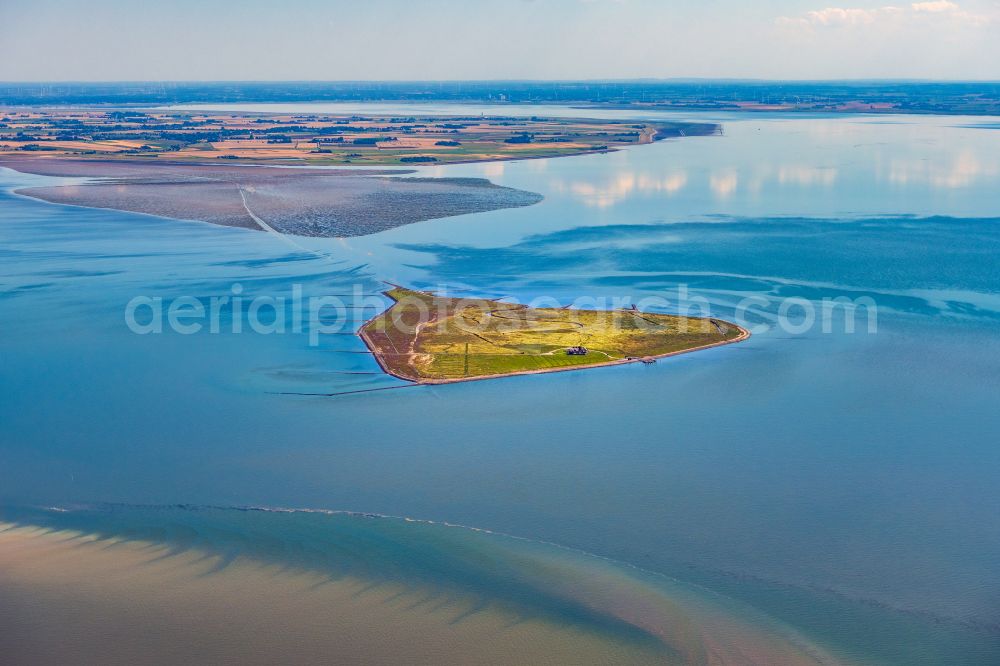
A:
360;288;749;383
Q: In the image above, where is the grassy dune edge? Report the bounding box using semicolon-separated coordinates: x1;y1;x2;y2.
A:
360;287;750;383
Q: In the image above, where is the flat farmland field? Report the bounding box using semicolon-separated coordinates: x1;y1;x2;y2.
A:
0;108;719;165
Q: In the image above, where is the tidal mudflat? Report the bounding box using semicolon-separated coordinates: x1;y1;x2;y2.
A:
1;157;543;237
0;505;841;666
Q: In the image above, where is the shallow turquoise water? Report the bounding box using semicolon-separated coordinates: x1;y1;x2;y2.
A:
2;108;999;663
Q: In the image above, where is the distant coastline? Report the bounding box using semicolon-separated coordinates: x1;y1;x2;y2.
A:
3;80;1000;115
0;110;719;237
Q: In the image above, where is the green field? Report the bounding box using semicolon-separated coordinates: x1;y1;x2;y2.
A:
0;109;719;166
360;288;747;382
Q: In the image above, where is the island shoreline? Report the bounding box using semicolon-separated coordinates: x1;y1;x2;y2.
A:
357;288;751;386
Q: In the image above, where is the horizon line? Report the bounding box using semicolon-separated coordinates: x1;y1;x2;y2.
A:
3;78;1000;85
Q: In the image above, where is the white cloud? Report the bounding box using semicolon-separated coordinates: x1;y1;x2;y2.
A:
777;1;992;28
805;7;885;25
887;151;998;188
911;1;959;12
778;166;838;187
776;6;899;28
710;171;739;199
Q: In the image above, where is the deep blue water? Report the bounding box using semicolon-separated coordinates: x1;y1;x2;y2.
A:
2;108;999;663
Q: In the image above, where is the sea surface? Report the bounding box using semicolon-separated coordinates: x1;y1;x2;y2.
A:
2;105;999;664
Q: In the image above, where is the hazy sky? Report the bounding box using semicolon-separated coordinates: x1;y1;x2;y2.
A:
2;0;999;81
